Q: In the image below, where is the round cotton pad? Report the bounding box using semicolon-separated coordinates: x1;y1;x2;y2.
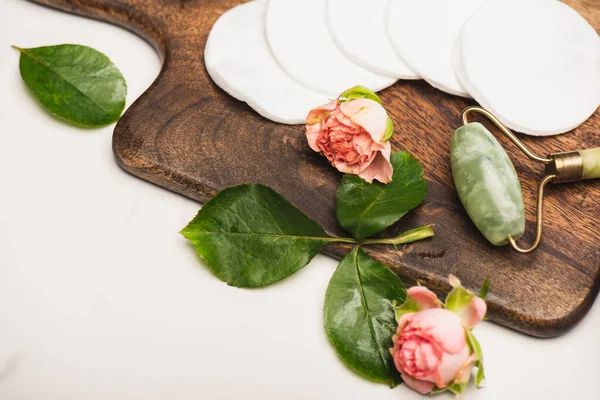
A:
456;0;600;136
205;1;330;124
326;0;419;80
265;0;397;95
386;0;484;97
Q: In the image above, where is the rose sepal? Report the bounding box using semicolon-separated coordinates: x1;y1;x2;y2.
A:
466;330;485;388
339;85;382;104
445;275;488;329
383;116;394;142
393;297;419;321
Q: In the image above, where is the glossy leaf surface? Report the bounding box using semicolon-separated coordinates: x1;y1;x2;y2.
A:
336;151;427;240
15;44;126;126
324;247;405;386
181;184;337;288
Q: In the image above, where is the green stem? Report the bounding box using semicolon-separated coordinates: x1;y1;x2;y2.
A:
360;225;434;246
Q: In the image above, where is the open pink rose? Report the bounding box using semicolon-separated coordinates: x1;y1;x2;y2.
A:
391;285;487;395
305;97;393;183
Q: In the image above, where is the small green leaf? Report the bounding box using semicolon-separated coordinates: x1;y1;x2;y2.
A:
383;116;394;142
14;44;127;127
181;184;351;288
480;278;490;299
339;85;382;104
324;247;405;386
336;151;428;240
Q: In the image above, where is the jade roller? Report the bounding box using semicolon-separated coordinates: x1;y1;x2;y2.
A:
451;107;600;254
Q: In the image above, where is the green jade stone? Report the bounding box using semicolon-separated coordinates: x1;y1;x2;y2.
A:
581;148;600;180
451;122;525;246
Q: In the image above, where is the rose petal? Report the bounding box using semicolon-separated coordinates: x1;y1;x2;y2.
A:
409;309;466;354
435;344;470;388
401;373;435;395
305;123;323;152
396;312;416;334
454;354;476;385
340;98;388;143
306;99;338;125
357;146;393;183
415;342;440;372
352;132;375;158
462;297;487;329
407;286;441;310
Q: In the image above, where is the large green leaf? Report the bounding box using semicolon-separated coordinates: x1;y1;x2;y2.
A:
181;184;352;288
14;44;127;127
324;247;405;386
336;151;427;240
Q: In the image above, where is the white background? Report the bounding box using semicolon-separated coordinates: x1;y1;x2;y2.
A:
0;0;599;399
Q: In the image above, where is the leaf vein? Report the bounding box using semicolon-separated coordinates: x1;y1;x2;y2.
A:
356;189;386;239
202;231;334;241
353;249;391;379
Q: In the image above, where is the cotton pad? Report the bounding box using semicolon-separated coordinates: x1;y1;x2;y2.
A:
386;0;484;97
265;0;396;95
455;0;600;135
204;1;330;124
326;0;419;80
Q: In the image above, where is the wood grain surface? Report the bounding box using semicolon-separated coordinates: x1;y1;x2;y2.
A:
28;0;600;337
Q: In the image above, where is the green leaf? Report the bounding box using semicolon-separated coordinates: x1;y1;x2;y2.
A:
181;184;353;288
336;151;428;240
324;247;405;386
13;44;127;127
383;116;394;142
339;85;382;104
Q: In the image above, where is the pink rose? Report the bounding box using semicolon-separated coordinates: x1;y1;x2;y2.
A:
391;285;487;395
305;96;393;183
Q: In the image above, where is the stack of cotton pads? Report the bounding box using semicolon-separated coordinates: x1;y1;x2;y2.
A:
205;0;600;135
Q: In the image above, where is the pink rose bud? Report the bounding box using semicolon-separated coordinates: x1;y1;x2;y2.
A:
390;281;488;395
305;92;393;184
391;309;475;395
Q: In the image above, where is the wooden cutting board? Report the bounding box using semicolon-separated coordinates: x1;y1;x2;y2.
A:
29;0;600;337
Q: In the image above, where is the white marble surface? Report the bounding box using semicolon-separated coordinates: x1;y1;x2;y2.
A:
0;0;599;399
